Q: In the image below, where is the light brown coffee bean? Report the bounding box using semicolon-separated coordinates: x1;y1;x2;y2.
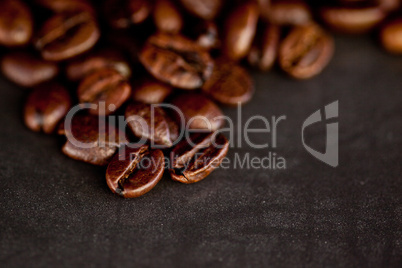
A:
1;51;59;87
169;132;229;184
153;0;183;34
78;69;132;116
223;2;259;60
24;82;71;134
132;78;173;104
380;18;402;54
35;11;100;61
279;24;334;79
106;145;165;198
203;59;254;105
170;93;224;131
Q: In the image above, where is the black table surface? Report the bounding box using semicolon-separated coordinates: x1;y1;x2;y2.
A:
0;35;401;267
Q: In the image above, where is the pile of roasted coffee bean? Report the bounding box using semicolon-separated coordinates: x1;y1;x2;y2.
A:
1;0;401;198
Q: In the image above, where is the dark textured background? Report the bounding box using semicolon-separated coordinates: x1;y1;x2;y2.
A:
0;35;401;267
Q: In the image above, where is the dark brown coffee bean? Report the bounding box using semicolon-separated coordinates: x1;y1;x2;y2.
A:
66;49;131;81
380;18;402;54
267;0;312;26
179;0;223;20
279;24;334;79
223;2;259;60
1;51;59;87
125;102;179;147
36;0;95;14
24;82;71;134
248;23;280;71
378;0;401;12
153;0;183;34
78;69;132;116
61;114;128;166
202;59;254;105
104;0;152;29
320;5;386;34
106;145;165;198
0;0;33;46
35;11;100;61
170;93;224;131
139;33;214;89
132;78;173;104
169;132;229;184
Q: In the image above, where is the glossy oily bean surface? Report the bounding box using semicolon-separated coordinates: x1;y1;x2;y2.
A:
140;33;214;89
78;69;131;116
35;11;100;61
380;18;402;54
279;24;334;79
153;0;183;34
202;59;254;105
171;93;224;131
169;132;229;184
132;78;173;104
125;102;179;148
179;0;223;20
223;2;259;60
60;114;128;166
106;145;165;198
0;0;33;46
1;51;59;87
24;82;71;134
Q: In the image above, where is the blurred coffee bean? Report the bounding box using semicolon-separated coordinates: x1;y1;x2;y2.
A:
153;0;183;34
106;145;165;198
132;78;173;104
380;18;402;53
320;5;386;34
36;0;95;14
378;0;401;12
24;82;71;134
140;33;214;89
1;51;59;87
279;24;334;79
125;102;179;147
179;0;223;20
203;59;254;105
0;0;33;46
35;11;100;61
78;69;131;116
104;0;152;29
169;132;229;184
267;0;312;26
66;49;131;81
193;21;220;50
61;114;128;166
223;2;259;60
248;23;280;71
171;93;224;131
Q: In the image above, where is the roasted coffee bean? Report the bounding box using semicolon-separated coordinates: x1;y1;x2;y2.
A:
223;2;259;60
153;0;183;34
1;51;59;87
169;132;229;184
171;93;224;131
179;0;223;20
125;102;179;147
61;114;128;166
140;33;214;89
380;18;402;54
104;0;152;29
267;0;312;26
106;145;165;198
35;11;100;61
248;24;280;71
78;69;131;116
320;5;386;34
203;59;254;105
36;0;95;13
132;78;173;104
24;82;71;134
0;0;33;46
193;21;220;50
66;49;131;81
378;0;401;12
279;24;334;79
